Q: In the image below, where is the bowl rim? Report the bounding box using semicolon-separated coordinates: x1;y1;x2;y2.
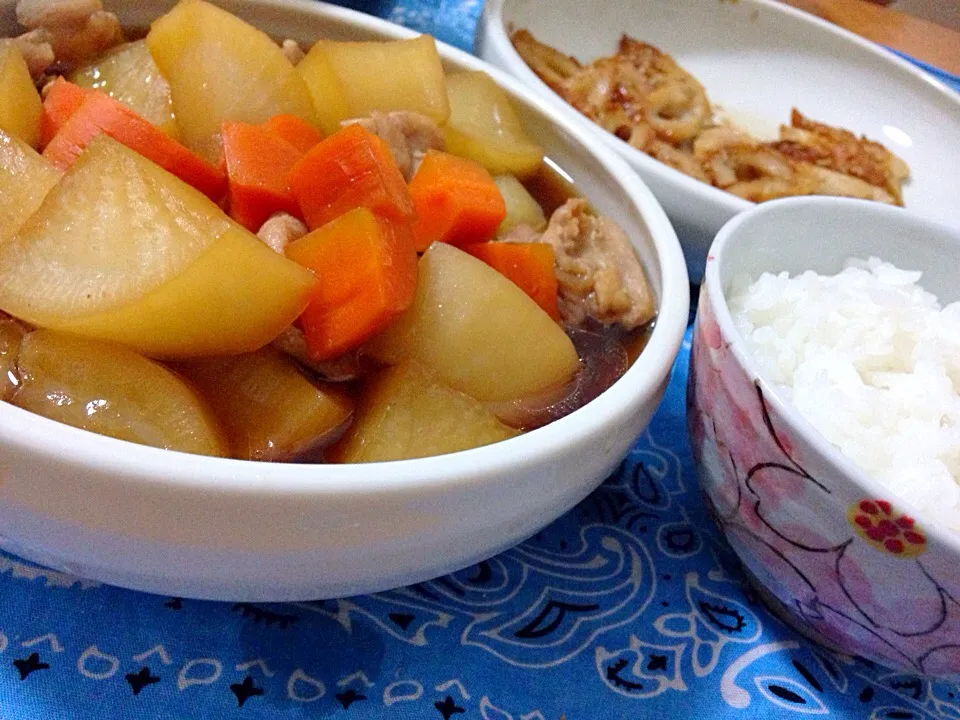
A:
480;0;960;218
0;0;690;497
702;194;960;554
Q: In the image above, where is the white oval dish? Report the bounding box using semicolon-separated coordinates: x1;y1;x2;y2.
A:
0;0;689;601
477;0;960;281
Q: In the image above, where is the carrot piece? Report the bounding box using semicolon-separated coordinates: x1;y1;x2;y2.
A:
465;241;560;320
288;123;414;230
222;121;304;231
42;88;226;201
408;149;507;252
38;78;88;149
285;207;418;361
260;114;324;154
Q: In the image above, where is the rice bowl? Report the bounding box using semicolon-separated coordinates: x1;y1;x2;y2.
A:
688;196;960;675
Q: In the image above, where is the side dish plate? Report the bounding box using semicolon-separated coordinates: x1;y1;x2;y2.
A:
478;0;960;279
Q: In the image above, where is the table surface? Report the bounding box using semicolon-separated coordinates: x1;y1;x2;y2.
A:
781;0;960;75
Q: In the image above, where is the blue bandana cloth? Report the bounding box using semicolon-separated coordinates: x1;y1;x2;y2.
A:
1;3;959;718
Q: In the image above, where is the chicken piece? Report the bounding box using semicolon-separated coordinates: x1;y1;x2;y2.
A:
280;38;304;65
341;111;444;180
771;109;909;205
17;0;99;28
13;0;122;78
257;212;307;255
8;35;54;78
512;199;655;330
271;326;368;382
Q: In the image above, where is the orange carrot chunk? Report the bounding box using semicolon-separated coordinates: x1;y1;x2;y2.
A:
286;207;418;361
288;123;413;230
465;241;560;321
222;120;304;231
38;78;88;149
409;149;507;252
42;87;226;201
260;114;324;154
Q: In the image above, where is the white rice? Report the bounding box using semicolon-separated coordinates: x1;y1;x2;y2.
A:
728;257;960;533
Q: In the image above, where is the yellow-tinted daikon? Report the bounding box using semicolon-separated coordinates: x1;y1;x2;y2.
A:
329;361;517;463
0;136;316;358
0;43;42;147
443;71;543;178
0;129;61;245
368;243;578;402
302;36;449;127
147;0;317;162
494;174;546;236
13;330;227;456
71;40;179;138
178;348;354;461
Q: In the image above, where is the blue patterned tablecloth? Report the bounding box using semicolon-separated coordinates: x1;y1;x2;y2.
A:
2;3;959;719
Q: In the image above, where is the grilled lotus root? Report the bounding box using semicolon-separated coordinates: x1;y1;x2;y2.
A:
512;28;910;206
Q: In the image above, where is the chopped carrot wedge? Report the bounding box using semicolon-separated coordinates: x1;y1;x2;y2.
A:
464;241;560;321
222;120;303;231
38;78;88;149
408;149;507;252
42;87;227;200
285;207;418;361
288;123;414;230
260;114;324;154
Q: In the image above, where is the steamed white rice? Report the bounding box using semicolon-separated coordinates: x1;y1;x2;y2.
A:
728;257;960;533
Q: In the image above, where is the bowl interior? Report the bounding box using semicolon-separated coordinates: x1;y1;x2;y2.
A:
493;0;960;229
713;198;960;304
0;0;686;490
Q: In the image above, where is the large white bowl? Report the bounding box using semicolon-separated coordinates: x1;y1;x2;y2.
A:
477;0;960;280
0;0;689;601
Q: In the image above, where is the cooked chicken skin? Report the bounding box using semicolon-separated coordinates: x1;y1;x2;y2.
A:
280;38;304;65
506;199;656;331
256;212;308;255
14;0;122;79
341;111;445;180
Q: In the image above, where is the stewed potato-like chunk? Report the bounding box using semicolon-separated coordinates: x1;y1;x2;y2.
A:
12;330;227;456
368;243;579;402
329;361;517;463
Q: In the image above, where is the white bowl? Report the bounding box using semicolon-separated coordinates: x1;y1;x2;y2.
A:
688;197;960;674
0;0;689;601
477;0;960;281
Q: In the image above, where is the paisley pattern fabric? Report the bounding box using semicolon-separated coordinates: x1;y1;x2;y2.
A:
0;3;958;718
2;331;958;718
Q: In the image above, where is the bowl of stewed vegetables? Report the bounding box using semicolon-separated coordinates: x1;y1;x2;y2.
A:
0;0;688;601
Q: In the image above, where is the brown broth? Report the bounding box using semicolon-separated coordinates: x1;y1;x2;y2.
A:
520;159;580;218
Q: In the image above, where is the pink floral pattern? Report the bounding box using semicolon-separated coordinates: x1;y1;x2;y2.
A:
687;284;960;676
